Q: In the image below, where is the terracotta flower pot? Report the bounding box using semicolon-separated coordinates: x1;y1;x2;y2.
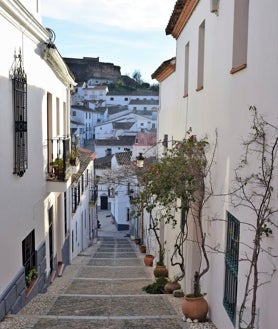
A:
182;295;208;321
153;265;169;278
144;254;154;266
164;281;181;294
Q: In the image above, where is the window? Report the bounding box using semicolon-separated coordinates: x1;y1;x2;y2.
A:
197;21;205;90
231;0;249;73
22;230;36;277
110;97;114;101
184;42;190;97
11;50;28;177
63;102;67;136
64;192;67;237
72;111;76;116
56;97;60;136
223;211;240;325
81;174;84;194
124;97;128;101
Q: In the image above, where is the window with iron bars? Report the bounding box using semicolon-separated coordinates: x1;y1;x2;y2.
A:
22;230;36;277
11;50;28;176
223;211;240;325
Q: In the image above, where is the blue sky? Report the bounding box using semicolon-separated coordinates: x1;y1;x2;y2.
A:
41;0;176;84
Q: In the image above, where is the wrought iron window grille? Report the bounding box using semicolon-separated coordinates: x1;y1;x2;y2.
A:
223;211;240;325
10;49;28;177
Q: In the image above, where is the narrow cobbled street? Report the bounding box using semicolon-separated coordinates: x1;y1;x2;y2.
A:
0;211;188;329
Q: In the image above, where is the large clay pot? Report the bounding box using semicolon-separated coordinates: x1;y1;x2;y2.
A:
144;254;154;266
182;295;208;321
164;281;181;294
153;265;169;278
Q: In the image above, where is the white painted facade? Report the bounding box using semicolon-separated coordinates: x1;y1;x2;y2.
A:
94;113;156;142
106;92;159;108
71;151;98;260
0;0;75;318
71;105;93;146
153;1;278;329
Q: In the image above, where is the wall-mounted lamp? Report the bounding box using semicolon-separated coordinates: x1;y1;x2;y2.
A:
136;153;145;168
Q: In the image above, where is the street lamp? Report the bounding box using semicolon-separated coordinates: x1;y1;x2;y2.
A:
136;153;145;168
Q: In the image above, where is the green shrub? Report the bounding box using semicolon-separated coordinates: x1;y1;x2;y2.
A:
142;277;168;294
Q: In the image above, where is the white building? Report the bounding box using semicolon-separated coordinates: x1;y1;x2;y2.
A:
71;105;93;147
95;113;156;142
95;136;135;158
70;149;98;259
95;152;135;231
0;0;75;319
151;1;278;329
71;83;108;106
106;90;159;107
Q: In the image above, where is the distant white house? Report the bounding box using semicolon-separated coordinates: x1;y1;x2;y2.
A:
128;98;159;112
71;105;93;146
106;90;159;107
95;136;135;158
95;151;135;231
95;113;156;141
71;83;108;106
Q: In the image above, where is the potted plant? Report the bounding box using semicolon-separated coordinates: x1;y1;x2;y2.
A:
50;157;65;178
181;272;208;321
139;244;146;253
135;130;214;320
164;277;181;294
69;149;80;166
144;254;154;266
25;268;38;288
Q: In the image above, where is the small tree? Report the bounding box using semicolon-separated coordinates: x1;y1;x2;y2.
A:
135;130;214;294
231;106;278;329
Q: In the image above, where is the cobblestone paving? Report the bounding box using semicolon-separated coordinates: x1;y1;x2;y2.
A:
0;211;217;329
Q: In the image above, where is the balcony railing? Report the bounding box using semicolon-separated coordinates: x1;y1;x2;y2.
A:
89;185;98;205
47;137;71;181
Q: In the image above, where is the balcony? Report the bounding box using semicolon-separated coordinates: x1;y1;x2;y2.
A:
46;137;79;192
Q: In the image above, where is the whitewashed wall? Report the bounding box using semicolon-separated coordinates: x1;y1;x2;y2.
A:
157;1;278;328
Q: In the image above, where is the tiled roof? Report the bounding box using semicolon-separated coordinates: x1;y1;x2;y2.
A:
72;149;97;183
165;0;199;38
129;99;159;105
95;136;135;146
165;0;187;35
83;85;108;90
112;122;134;130
151;57;176;81
115;151;132;165
135;132;157;146
106;90;158;96
72;105;92;113
94;154;113;169
71;120;85;125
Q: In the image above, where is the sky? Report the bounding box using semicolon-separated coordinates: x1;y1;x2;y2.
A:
41;0;177;84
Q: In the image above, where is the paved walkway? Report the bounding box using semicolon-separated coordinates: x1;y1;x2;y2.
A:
0;210;217;329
